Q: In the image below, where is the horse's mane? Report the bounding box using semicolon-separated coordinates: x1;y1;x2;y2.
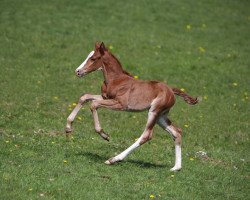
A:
108;52;134;78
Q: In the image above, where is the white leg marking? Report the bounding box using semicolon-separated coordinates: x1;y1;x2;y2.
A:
157;116;182;171
105;111;157;164
105;139;141;164
170;144;182;171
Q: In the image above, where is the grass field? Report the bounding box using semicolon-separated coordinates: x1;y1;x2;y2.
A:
0;0;249;199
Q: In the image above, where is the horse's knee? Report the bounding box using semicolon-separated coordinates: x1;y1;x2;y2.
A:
90;101;98;112
79;93;88;104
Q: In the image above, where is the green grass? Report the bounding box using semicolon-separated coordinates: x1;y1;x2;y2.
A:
0;0;249;199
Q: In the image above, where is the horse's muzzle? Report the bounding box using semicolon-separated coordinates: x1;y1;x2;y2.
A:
75;69;85;77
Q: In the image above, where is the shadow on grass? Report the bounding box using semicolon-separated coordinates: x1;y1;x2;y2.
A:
76;151;167;168
76;151;108;162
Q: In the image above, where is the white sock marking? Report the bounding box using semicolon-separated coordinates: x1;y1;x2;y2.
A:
175;144;182;167
114;139;141;161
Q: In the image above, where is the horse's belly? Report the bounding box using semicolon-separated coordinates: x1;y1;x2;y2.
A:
127;95;153;111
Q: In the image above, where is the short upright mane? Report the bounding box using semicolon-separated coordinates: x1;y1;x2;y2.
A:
108;52;134;78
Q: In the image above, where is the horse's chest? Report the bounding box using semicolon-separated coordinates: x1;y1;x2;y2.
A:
101;82;125;99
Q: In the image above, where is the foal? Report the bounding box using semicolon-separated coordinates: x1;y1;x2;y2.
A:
66;42;199;171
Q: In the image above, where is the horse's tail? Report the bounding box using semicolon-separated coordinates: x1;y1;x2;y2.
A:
172;88;201;105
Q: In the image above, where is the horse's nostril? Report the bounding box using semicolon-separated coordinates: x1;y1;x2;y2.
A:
75;70;82;76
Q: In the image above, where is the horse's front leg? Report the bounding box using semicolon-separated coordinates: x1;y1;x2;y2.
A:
65;94;103;137
90;99;123;141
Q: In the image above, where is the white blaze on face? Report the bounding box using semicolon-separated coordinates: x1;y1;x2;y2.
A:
75;51;94;72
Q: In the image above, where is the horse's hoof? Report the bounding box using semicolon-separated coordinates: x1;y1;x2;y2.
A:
100;130;110;141
105;160;112;165
105;157;122;165
170;166;182;172
105;157;118;165
65;127;73;133
104;136;110;142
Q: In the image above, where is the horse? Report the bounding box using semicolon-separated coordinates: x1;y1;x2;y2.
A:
65;42;199;171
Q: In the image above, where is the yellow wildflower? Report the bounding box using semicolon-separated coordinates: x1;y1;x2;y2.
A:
171;174;175;178
51;141;55;144
149;194;155;198
72;103;77;106
186;24;191;30
203;96;208;100
5;140;10;143
190;157;194;161
28;188;33;191
180;88;185;92
232;82;238;86
63;160;68;163
53;96;58;100
77;116;82;121
134;75;139;79
108;45;114;50
198;47;205;53
184;124;189;128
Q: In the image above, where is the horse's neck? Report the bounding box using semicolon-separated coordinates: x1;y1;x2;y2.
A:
102;53;128;84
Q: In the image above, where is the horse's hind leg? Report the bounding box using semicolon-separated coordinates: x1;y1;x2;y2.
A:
65;94;103;137
157;115;182;171
105;110;158;164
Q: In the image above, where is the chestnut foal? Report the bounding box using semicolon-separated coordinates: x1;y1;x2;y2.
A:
66;42;199;171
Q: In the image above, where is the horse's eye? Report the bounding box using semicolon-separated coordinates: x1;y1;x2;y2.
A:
90;57;96;61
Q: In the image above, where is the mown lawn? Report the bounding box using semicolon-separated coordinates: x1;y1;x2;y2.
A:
0;0;249;199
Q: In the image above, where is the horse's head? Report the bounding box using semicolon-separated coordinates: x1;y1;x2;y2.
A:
75;42;107;77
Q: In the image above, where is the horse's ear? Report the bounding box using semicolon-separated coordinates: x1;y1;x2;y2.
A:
95;42;101;50
99;42;107;55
